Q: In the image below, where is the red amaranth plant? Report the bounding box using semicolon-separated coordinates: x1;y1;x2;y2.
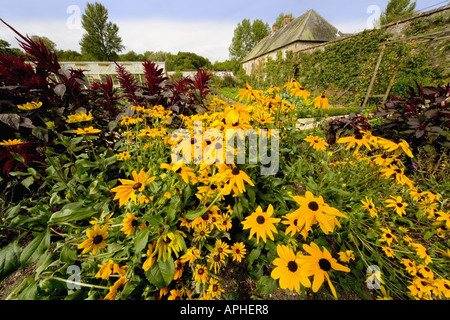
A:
143;60;167;96
190;68;212;102
90;76;121;120
372;81;450;151
114;61;142;106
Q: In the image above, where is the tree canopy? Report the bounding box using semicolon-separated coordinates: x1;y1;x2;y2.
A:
379;0;418;25
229;19;270;61
79;2;125;61
0;39;22;57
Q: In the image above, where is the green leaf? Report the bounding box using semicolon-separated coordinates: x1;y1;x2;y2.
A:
423;231;434;240
61;244;78;264
8;276;39;300
247;246;262;267
32;126;49;142
3;204;22;220
75;159;98;168
49;201;96;223
145;258;175;288
184;207;206;220
21;176;35;190
20;227;51;267
0;241;22;282
121;275;141;299
256;275;278;294
134;228;151;253
10;152;25;164
166;195;181;223
8;171;30;177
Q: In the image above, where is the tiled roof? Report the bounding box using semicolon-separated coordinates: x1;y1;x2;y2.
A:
242;9;339;62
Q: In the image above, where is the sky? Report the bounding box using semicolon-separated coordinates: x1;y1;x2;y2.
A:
0;0;448;62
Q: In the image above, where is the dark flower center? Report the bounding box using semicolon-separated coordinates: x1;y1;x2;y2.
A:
308;201;319;211
386;233;392;238
93;235;103;244
287;261;298;272
355;133;363;140
131;219;138;227
397;203;403;208
210;184;217;190
232;167;240;175
198;268;204;275
213;284;219;291
256;215;265;224
319;258;332;271
213;255;221;262
132;182;142;190
201;212;209;220
235;249;240;254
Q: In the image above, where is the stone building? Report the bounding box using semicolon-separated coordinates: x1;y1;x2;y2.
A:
241;9;342;75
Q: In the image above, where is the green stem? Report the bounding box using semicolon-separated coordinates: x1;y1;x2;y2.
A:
40;276;110;290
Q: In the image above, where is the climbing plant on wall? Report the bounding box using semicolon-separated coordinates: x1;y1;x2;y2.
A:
249;13;449;107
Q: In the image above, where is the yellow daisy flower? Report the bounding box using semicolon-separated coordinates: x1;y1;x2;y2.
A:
17;101;42;110
77;224;109;255
0;139;24;146
110;169;156;207
241;204;280;243
271;245;311;293
231;242;246;263
120;212;138;237
66;112;93;123
72;126;101;135
304;135;329;151
298;242;350;299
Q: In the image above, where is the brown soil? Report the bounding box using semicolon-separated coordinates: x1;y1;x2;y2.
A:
0;263;36;300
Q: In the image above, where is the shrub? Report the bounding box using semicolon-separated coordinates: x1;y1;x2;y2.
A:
371;81;450;151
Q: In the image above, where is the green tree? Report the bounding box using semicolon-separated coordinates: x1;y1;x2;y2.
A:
30;35;57;51
118;50;145;61
0;39;22;57
173;52;211;71
274;13;295;29
229;19;270;61
379;0;418;25
56;49;84;61
79;2;125;61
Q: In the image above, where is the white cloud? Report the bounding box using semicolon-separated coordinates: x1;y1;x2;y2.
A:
0;19;84;51
0;18;236;62
333;20;370;34
117;18;236;62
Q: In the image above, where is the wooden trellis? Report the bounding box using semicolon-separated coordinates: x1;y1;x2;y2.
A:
362;27;450;107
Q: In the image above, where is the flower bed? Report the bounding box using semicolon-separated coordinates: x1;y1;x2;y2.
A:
0;32;449;300
1;77;449;300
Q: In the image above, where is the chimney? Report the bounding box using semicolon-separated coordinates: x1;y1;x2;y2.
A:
272;23;279;33
283;15;291;27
